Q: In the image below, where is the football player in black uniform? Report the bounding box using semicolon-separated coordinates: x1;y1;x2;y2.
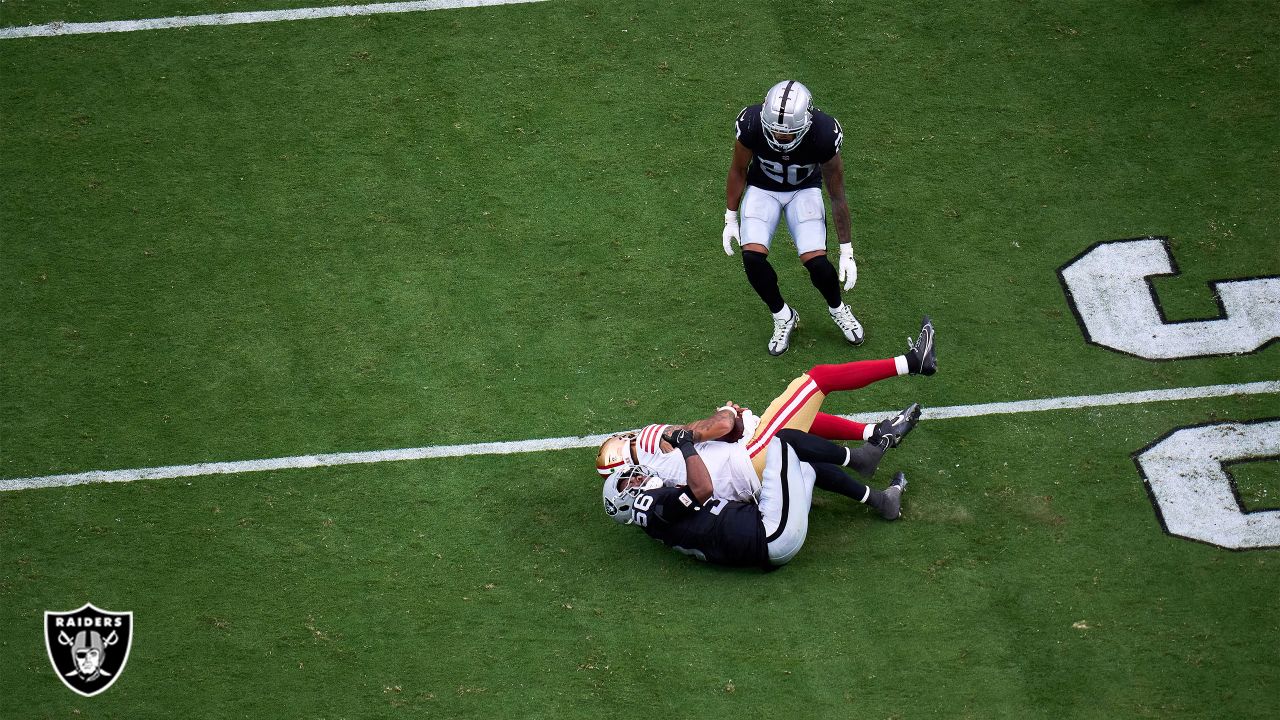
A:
723;80;863;356
602;416;916;570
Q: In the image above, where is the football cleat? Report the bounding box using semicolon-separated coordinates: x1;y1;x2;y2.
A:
829;303;865;345
871;402;922;450
879;472;908;520
768;309;799;356
906;315;936;376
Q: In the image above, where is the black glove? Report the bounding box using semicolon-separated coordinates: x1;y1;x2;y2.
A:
663;428;698;458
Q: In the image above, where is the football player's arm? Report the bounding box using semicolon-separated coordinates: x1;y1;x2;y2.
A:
725;141;752;212
821;153;851;246
655;406;739;452
663;429;714;504
822;153;857;289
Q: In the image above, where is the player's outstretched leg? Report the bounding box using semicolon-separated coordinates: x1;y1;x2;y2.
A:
811;462;907;520
806;317;938;395
809;412;870;442
776;427;884;478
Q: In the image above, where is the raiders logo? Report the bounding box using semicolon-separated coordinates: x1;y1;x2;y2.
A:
44;603;133;697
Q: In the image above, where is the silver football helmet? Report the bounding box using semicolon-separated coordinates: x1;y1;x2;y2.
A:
602;465;665;525
761;80;814;153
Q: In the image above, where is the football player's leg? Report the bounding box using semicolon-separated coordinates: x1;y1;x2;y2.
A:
789;189;864;345
807;358;902;394
776;428;884;478
758;437;819;566
746;374;827;477
811;462;898;518
810;411;872;442
741;250;785;313
786;191;838;307
749;359;899;475
801;252;842;308
740;186;785;313
741;187;801;355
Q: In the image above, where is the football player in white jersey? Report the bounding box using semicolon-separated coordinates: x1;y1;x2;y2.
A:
597;317;937;510
602;416;915;569
722;80;863;356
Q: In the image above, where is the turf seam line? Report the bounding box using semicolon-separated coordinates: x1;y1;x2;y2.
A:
2;380;1276;492
0;0;548;39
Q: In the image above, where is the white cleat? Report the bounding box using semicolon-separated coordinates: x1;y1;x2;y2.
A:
768;309;799;356
829;303;865;346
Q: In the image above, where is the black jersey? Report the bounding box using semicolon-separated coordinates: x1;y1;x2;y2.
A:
634;486;769;568
735;104;843;192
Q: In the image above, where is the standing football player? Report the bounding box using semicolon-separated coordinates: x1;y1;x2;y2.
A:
723;80;862;356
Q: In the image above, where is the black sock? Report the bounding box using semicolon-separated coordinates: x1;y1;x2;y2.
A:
905;349;922;374
844;442;885;478
742;250;785;315
803;255;842;308
778;428;885;478
814;463;887;507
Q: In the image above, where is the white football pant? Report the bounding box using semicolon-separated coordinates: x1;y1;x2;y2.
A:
740;185;828;256
759;437;818;566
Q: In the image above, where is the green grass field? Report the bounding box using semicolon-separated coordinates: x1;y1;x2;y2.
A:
2;1;1278;717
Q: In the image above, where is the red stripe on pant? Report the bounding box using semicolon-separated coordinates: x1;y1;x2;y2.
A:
748;381;822;459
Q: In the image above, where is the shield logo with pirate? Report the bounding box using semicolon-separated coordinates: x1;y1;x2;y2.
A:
44;603;133;697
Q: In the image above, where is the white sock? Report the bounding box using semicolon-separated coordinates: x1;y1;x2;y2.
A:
894;355;910;376
772;304;793;321
828;303;846;315
861;424;875;441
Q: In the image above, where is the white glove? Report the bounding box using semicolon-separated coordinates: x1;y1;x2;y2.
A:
838;243;858;290
722;209;740;255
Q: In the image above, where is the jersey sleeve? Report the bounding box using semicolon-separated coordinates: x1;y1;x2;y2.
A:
817;114;843;163
636;424;670;456
735;106;761;150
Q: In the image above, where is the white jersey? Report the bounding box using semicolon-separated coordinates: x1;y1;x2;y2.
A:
632;423;761;502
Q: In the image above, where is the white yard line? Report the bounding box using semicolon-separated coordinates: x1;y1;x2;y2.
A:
2;380;1276;493
0;0;548;39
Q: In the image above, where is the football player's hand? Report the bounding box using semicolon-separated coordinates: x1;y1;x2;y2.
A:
718;402;743;416
722;210;740;255
838;243;858;290
662;428;696;449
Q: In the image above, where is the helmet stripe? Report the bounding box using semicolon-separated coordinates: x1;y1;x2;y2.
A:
776;80;794;124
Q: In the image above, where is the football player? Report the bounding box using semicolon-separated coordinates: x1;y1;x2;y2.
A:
723;80;862;355
596;317;937;506
602;425;912;570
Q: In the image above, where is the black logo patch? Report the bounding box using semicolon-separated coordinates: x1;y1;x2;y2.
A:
44;603;133;697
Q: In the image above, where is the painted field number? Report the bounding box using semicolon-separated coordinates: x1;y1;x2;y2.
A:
1059;237;1280;359
1134;420;1280;550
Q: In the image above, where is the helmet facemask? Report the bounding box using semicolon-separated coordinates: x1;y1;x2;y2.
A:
602;465;665;525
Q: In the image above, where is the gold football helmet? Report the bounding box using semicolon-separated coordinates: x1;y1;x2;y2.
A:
595;432;638;478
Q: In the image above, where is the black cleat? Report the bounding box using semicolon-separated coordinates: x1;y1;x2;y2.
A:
879;472;908;520
906;315;936;376
871;402;922;450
